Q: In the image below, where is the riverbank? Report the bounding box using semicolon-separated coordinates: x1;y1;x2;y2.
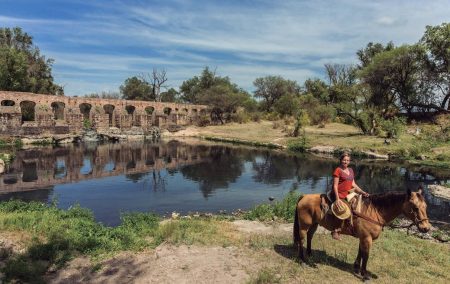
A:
0;199;448;283
163;120;450;168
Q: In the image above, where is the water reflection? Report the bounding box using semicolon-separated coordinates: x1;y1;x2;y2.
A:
0;139;448;225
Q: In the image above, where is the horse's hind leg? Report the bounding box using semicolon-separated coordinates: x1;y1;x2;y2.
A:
306;223;318;256
297;227;308;262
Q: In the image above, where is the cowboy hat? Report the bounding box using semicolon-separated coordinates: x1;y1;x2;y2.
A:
331;201;351;220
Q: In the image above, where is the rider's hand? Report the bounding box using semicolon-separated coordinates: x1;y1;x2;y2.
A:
362;191;369;198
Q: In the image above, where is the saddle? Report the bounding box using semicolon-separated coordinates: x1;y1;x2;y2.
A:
320;189;362;218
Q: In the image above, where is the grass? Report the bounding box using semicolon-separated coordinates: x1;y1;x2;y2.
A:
0;197;449;283
181;121;450;168
243;191;301;222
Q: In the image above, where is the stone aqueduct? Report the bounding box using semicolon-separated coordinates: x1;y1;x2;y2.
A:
0;91;208;136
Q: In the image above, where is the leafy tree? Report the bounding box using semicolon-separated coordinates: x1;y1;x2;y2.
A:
273;93;300;117
420;23;450;110
360;45;428;116
303;78;329;105
160;88;179;102
120;76;153;101
356;41;395;69
253;76;300;111
180;67;253;124
0;27;63;95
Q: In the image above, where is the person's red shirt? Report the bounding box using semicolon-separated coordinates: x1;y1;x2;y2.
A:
333;167;354;199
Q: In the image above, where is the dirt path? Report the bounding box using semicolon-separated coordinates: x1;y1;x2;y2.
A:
46;221;293;284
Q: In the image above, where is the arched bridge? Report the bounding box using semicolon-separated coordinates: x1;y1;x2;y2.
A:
0;91;208;136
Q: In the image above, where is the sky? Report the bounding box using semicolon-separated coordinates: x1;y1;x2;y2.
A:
1;0;449;97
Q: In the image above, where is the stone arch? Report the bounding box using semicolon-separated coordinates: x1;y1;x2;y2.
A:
51;102;65;120
1;100;15;106
199;109;207;116
20;101;36;123
145;106;155;115
103;104;115;127
79;103;92;120
183;108;188;113
163;107;172;115
191;109;198;115
125;105;136;115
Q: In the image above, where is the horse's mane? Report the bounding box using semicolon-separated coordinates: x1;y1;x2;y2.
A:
367;191;407;209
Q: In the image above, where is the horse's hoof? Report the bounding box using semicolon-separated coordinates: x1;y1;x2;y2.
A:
353;268;360;275
362;274;371;282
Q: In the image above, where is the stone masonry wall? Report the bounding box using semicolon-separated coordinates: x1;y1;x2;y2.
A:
0;91;208;136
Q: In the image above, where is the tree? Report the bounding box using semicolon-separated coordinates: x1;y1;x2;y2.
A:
273;93;300;117
420;23;450;110
146;68;168;102
180;67;252;123
120;76;153;101
160;88;179;102
303;78;329;105
356;41;395;69
359;45;432;116
0;27;63;95
253;76;300;111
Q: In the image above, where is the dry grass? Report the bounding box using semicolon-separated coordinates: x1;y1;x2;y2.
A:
169;120;449;167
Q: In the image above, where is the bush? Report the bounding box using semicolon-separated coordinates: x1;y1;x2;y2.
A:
264;112;279;121
250;112;262;122
380;117;406;138
308;105;336;127
230;111;250;124
83;118;92;129
244;191;301;222
195;115;210;127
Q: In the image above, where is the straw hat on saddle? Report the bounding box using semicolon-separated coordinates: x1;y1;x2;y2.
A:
331;200;351;220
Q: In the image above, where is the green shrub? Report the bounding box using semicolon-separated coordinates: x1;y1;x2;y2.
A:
308;105;336;127
244;191;301;222
83;118;92;129
380;117;406;139
230;111;250;124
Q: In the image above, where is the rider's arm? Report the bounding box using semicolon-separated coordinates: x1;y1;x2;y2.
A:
352;180;369;197
333;176;340;201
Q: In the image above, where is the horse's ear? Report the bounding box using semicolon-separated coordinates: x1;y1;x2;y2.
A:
417;185;423;195
407;188;412;197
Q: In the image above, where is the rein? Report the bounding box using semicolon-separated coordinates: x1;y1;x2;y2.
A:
352;210;385;228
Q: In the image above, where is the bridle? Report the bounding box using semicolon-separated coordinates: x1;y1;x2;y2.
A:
408;208;429;227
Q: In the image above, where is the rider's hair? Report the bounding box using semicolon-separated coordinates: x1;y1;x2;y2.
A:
340;152;351;162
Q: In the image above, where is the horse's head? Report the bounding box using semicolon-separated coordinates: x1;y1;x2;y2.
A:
402;186;430;233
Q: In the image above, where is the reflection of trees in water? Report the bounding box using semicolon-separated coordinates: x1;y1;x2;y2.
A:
353;164;405;194
125;170;169;192
180;146;244;198
252;152;299;184
0;187;54;203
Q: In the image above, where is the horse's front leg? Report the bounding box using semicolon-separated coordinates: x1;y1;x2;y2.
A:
359;236;373;280
353;246;362;275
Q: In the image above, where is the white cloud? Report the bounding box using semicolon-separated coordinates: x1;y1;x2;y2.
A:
2;0;449;96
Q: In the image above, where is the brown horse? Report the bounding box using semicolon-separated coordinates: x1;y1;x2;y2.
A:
293;187;430;280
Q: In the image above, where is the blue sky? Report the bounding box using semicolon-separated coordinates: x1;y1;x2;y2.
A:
1;0;449;97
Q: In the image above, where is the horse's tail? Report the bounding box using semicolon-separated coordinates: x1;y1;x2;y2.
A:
293;195;303;245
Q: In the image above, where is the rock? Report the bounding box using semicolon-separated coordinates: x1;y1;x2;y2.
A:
268;196;275;201
0;159;5;174
81;129;102;142
428;185;450;201
308;145;336;154
361;151;389;160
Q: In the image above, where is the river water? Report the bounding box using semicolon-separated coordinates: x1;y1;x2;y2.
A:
0;139;449;226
